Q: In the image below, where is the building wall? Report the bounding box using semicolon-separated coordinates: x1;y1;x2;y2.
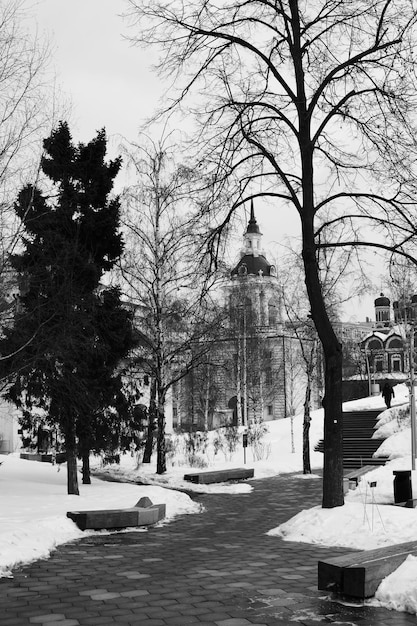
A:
0;399;20;453
172;329;321;431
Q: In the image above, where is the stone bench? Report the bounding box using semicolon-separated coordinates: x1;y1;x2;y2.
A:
20;452;67;464
343;465;375;494
184;468;254;484
67;497;166;531
318;540;417;598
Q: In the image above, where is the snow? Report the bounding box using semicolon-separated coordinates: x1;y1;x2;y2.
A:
370;555;417;613
0;454;201;578
2;382;417;615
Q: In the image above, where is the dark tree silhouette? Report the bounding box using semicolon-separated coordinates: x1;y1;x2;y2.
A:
0;122;133;494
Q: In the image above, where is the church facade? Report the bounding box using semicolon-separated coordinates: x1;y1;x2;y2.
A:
172;203;322;431
360;294;415;383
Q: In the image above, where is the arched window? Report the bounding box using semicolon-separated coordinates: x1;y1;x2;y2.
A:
387;337;402;349
268;301;277;326
368;338;383;350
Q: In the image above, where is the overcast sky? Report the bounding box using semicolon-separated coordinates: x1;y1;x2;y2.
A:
32;0;161;144
30;0;377;320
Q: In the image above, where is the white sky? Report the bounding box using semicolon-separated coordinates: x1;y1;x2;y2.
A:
30;0;380;320
32;0;161;143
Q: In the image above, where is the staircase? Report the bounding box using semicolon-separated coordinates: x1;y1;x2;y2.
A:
314;409;389;469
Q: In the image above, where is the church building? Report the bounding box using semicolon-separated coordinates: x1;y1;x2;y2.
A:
360;293;416;382
172;203;322;431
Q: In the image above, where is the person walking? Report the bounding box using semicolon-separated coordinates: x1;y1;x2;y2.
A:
382;381;394;408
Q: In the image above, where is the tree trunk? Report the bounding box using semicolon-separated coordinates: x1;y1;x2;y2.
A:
143;378;156;463
303;377;311;474
301;195;343;507
156;394;166;474
242;308;248;426
204;363;210;431
321;350;344;506
82;449;91;484
290;1;343;506
303;242;343;505
65;415;79;495
236;327;242;427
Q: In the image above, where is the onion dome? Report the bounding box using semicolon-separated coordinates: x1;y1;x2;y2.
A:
375;293;390;307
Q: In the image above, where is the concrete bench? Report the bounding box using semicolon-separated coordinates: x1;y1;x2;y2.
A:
67;497;166;531
20;452;67;464
343;465;375;494
318;540;417;598
184;468;254;484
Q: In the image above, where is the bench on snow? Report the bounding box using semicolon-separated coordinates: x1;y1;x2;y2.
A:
67;496;166;531
318;540;417;598
183;468;254;484
343;465;375;494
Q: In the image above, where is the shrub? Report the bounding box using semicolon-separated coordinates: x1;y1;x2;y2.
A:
184;431;209;467
248;419;270;461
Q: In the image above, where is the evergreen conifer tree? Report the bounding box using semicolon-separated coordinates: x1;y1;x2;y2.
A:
0;122;133;495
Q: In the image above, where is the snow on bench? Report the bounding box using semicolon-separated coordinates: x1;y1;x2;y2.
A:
318;540;417;598
67;496;166;531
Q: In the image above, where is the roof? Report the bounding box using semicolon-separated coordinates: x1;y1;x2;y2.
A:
246;200;261;234
231;254;275;277
361;328;405;346
344;372;407;382
375;293;390;306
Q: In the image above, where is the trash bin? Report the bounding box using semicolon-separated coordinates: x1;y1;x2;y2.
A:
393;470;412;503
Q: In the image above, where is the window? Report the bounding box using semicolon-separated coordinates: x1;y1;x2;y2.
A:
391;355;401;372
368;339;383;350
268;302;277;326
265;368;272;385
374;356;384;372
387;338;402;349
267;405;273;416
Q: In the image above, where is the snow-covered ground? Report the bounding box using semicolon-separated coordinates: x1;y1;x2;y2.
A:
1;383;417;614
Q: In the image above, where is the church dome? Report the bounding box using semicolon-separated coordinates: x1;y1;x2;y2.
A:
231;254;274;277
375;293;390;307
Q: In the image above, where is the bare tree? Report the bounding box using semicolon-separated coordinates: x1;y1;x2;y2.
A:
281;255;322;473
119;137;224;473
126;0;417;506
0;0;57;267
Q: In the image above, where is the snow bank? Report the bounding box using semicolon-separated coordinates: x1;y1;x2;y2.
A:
0;453;200;578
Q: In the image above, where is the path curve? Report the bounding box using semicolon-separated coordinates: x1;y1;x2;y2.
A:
1;473;415;626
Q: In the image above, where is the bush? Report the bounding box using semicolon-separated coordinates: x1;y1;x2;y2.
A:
184;431;209;467
166;435;182;466
248;419;270;461
213;425;240;461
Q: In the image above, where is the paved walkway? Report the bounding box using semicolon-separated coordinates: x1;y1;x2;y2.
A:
1;473;416;626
